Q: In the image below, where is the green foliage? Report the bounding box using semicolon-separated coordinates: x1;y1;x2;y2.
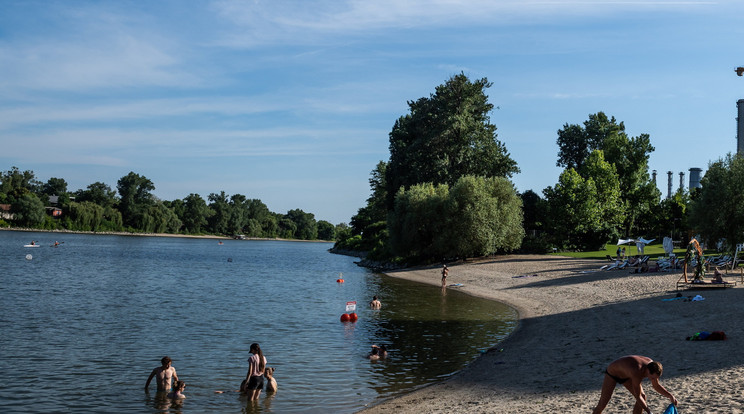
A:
75;182;118;208
11;193;46;227
544;153;623;251
389;176;523;261
41;177;68;196
688;154;744;251
386;73;519;209
179;193;211;233
116;172;155;229
317;220;335;240
285;209;318;240
1;166;40;202
555;112;657;236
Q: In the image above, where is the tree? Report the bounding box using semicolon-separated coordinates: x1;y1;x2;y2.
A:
688;154;744;251
75;182;117;208
443;176;524;258
544;152;623;250
386;73;519;208
317;220;336;240
208;191;231;235
42;177;68;196
285;209;317;240
555;112;657;236
388;176;524;261
180;193;211;234
11;193;46;227
0;167;39;203
116;172;155;230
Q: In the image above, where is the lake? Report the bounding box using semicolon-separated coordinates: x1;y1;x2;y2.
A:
0;230;517;413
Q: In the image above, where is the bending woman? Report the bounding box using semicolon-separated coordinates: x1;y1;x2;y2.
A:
241;343;267;401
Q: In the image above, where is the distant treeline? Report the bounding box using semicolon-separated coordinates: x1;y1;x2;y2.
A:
0;168;346;241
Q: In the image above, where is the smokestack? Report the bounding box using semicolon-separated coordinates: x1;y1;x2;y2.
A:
667;171;673;199
738;100;744;155
689;168;703;189
652;170;657;185
679;172;685;193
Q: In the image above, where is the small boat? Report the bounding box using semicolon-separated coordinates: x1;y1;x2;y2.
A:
24;244;41;248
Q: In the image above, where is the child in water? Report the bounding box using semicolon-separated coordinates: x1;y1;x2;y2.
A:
264;367;277;393
168;380;186;399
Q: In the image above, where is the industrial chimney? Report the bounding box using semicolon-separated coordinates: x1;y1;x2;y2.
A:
738;100;744;155
667;171;673;199
679;172;685;192
652;170;657;185
689;168;703;189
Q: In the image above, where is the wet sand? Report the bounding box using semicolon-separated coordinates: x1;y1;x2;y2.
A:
360;255;744;413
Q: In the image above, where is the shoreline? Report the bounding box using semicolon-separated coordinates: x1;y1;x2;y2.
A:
0;227;332;243
360;255;744;413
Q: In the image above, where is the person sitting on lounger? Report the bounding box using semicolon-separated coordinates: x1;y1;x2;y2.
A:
712;266;724;283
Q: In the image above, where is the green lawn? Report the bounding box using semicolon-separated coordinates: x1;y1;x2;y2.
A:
551;243;691;260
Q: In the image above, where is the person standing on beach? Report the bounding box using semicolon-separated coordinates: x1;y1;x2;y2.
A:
593;355;677;414
145;356;179;392
441;265;449;288
241;343;267;401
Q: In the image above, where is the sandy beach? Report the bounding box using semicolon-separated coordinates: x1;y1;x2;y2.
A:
361;255;744;414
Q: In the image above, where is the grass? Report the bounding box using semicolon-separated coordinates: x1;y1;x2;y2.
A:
551;243;698;260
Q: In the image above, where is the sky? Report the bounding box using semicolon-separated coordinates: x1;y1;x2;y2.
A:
1;0;743;224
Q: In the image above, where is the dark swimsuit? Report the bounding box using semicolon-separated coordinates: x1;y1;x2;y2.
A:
605;370;629;384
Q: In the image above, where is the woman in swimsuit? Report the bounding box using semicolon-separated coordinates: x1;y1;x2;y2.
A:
593;355;677;414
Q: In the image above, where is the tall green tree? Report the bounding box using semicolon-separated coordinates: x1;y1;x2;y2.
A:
555;112;657;236
180;193;211;233
285;209;318;240
544;151;623;250
385;73;519;208
208;191;231;235
317;220;336;240
116;172;155;230
688;154;744;251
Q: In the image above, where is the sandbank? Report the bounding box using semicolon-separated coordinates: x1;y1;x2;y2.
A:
361;255;744;413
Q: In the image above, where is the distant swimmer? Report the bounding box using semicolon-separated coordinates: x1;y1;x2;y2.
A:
370;296;382;309
593;355;677;414
369;344;388;360
145;356;179;392
441;264;449;288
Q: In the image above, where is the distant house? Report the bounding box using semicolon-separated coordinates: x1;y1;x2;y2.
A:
48;195;59;206
46;207;62;218
0;204;13;220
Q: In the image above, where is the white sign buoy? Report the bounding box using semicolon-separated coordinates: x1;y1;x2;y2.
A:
25;254;32;260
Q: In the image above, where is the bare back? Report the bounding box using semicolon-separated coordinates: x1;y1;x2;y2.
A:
151;366;177;391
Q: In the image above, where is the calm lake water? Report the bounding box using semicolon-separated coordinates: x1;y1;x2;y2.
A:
0;230;517;413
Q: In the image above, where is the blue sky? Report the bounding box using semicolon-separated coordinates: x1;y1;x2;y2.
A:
1;0;743;224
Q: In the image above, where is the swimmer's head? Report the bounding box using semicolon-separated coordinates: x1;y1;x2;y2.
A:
161;356;172;366
174;380;186;391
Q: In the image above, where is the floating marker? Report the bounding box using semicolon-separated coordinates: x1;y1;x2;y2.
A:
25;254;32;260
340;313;350;322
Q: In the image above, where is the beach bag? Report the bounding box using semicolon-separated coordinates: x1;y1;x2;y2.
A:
663;403;678;414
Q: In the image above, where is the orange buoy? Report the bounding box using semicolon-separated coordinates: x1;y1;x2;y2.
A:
348;313;358;322
336;278;344;283
340;313;351;322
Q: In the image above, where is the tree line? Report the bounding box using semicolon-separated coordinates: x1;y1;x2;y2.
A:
0;169;342;241
338;73;740;264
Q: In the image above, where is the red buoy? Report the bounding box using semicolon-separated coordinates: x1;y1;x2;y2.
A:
348;313;358;322
340;313;350;322
337;279;344;283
